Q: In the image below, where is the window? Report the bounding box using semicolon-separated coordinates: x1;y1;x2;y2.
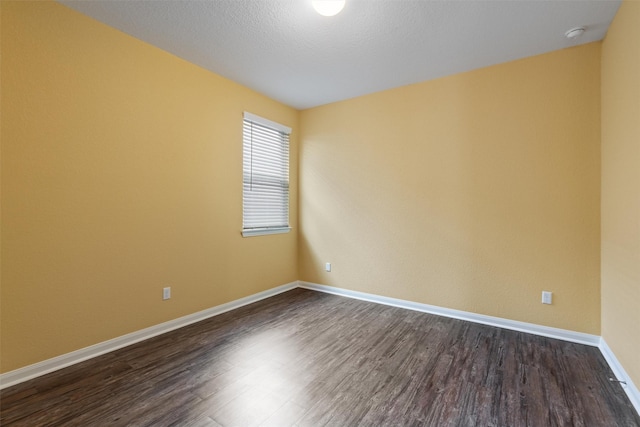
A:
242;112;291;237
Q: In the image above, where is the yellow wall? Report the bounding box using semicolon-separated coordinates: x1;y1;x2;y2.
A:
0;1;298;373
601;0;640;387
300;44;602;334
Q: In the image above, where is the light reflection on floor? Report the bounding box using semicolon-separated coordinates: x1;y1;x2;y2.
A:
206;327;312;426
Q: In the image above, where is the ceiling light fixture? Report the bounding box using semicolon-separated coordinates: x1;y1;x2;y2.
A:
312;0;345;17
565;26;586;40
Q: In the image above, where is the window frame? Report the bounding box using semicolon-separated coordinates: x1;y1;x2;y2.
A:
241;112;292;237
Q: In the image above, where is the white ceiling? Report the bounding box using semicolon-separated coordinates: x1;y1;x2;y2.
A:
59;0;621;110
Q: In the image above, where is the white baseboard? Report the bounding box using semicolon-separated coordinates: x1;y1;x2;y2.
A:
298;281;601;346
0;281;298;390
599;338;640;416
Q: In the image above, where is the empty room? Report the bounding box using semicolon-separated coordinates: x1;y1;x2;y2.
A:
1;0;639;425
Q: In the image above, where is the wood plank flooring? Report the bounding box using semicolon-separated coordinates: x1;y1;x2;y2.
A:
1;288;639;426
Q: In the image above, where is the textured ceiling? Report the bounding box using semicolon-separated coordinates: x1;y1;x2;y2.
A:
59;0;621;110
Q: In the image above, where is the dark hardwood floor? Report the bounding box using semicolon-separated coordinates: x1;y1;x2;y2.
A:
1;288;639;426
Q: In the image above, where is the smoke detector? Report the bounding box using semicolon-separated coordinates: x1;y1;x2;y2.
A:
565;27;586;40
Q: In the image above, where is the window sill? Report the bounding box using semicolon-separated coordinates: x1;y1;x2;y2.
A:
242;227;291;237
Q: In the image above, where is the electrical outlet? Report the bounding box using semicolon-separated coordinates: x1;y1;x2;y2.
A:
325;262;331;272
163;287;171;300
542;291;552;305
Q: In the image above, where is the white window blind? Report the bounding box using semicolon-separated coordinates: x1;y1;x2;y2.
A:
242;112;291;237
